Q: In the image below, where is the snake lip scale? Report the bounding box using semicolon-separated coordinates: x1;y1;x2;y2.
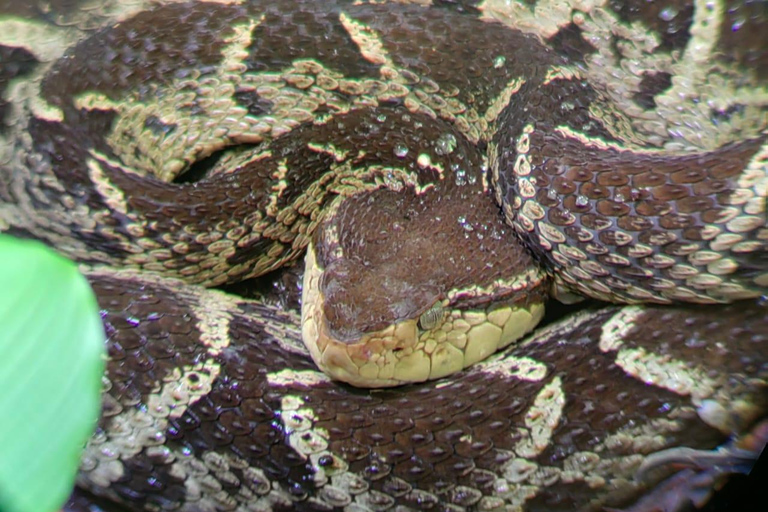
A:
0;0;766;511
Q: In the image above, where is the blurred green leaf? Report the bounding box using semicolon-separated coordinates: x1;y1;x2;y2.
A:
0;235;105;512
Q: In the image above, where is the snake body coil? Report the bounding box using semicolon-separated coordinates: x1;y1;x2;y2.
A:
0;0;766;510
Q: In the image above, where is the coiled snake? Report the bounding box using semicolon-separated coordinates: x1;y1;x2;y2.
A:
0;0;766;510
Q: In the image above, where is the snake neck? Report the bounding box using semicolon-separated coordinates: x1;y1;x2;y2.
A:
489;72;768;305
22;97;539;290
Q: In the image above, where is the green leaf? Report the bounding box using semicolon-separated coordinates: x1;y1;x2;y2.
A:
0;236;105;512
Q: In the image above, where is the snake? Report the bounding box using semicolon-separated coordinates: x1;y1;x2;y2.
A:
0;0;767;510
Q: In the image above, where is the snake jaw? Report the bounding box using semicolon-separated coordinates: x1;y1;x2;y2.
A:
302;241;425;386
302;242;547;387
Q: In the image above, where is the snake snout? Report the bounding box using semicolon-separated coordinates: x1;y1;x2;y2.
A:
301;242;547;387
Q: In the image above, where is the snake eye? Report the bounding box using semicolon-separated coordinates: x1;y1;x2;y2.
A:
418;303;444;331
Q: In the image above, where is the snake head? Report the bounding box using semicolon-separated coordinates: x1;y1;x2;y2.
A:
300;184;548;387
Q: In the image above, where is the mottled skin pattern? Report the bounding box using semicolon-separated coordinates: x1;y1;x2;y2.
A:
0;0;766;511
67;272;767;512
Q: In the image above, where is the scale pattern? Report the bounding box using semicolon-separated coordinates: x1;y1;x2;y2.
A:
0;0;766;510
72;271;768;511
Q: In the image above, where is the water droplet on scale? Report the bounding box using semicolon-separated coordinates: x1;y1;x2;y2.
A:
457;216;474;232
394;143;409;158
659;7;677;21
453;164;467;186
575;195;589;207
435;133;457;155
